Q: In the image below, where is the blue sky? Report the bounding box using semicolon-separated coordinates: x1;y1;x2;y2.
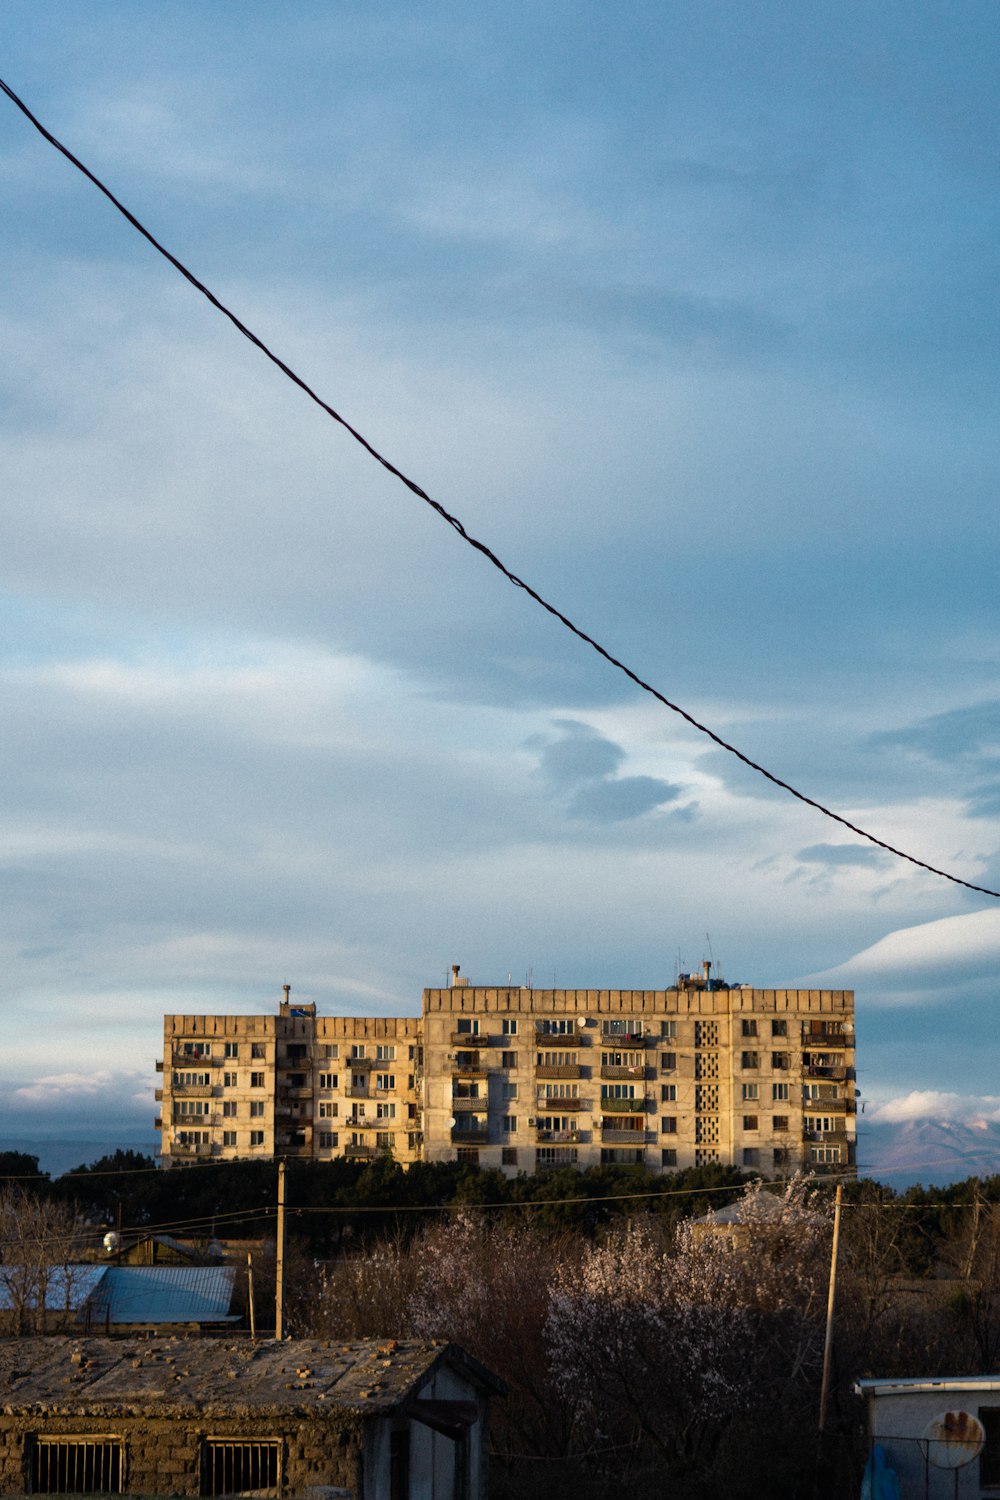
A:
2;2;1000;1169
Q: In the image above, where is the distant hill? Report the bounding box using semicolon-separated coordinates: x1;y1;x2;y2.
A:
859;1117;1000;1188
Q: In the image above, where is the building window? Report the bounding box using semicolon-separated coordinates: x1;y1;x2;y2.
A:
773;1146;790;1167
457;1148;480;1166
660;1051;676;1072
377;1102;396;1119
31;1437;123;1494
810;1145;843;1164
603;1019;641;1039
660;1020;677;1039
222;1131;237;1148
661;1084;677;1102
772;1052;789;1070
175;1100;210;1117
320;1043;339;1060
771;1019;787;1038
979;1410;1000;1488
741;1019;758;1037
173;1071;210;1087
502;1018;518;1035
661;1148;677;1167
773;1115;789;1132
743;1115;759;1131
222;1071;237;1088
537;1146;579;1166
502;1114;516;1134
502;1146;518;1166
319;1072;337;1090
202;1439;280;1498
742;1083;759;1102
224;1042;239;1059
501;1051;517;1069
376;1044;396;1061
249;1131;264;1147
350;1045;367;1060
250;1101;265;1118
538;1018;575;1036
376;1073;395;1091
376;1132;393;1150
772;1082;789;1102
502;1081;518;1101
222;1101;237;1118
250;1072;265;1088
806;1115;837;1134
743;1147;758;1167
251;1042;266;1059
741;1051;759;1069
319;1131;338;1149
661;1116;677;1134
318;1102;337;1119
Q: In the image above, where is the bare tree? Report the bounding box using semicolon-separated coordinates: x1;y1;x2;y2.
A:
0;1186;90;1335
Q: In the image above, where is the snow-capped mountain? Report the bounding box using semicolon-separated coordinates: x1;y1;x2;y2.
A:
859;1117;1000;1188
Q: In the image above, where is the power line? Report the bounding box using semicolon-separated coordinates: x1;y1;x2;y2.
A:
1;75;996;900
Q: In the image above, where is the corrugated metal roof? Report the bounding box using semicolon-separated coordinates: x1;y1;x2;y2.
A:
856;1376;1000;1396
85;1265;238;1324
0;1264;106;1312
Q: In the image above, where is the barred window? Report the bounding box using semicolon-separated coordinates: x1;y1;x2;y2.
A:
201;1439;280;1497
31;1437;123;1494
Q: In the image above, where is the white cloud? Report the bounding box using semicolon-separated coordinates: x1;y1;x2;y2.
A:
869;1090;1000;1127
808;908;1000;993
10;1070;150;1108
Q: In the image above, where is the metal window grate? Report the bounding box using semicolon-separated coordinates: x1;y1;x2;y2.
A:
202;1440;280;1496
32;1438;123;1493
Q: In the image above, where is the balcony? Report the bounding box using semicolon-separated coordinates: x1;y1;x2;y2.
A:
802;1023;854;1042
450;1030;485;1048
805;1063;848;1081
172;1082;214;1097
804;1092;848;1110
536;1148;579;1167
344;1114;376;1129
535;1064;583;1080
451;1093;488;1111
346;1085;372;1099
154;1088;163;1102
346;1056;375;1070
153;1116;162;1130
345;1143;376;1159
601;1064;648;1081
600;1030;648;1046
534;1024;582;1046
803;1128;849;1145
170;1141;214;1157
602;1127;649;1144
172;1049;213;1066
278;1085;313;1101
452;1062;488;1080
535;1128;581;1144
155;1059;164;1072
600;1095;647;1113
536;1096;584;1111
452;1126;490;1145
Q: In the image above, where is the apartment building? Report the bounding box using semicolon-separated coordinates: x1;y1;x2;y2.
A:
156;990;423;1167
156;971;855;1176
422;968;855;1176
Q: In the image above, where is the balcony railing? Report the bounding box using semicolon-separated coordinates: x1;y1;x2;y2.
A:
172;1049;214;1066
452;1126;490;1144
536;1128;581;1144
803;1128;849;1144
600;1095;647;1113
155;1060;164;1072
802;1023;854;1041
345;1056;375;1070
534;1024;582;1045
805;1064;848;1080
450;1031;485;1048
535;1096;584;1111
602;1127;649;1144
452;1063;488;1079
535;1064;583;1080
600;1030;648;1046
452;1093;488;1111
154;1088;163;1103
344;1114;377;1129
346;1085;372;1099
601;1064;647;1081
169;1141;214;1156
345;1143;376;1158
278;1085;313;1101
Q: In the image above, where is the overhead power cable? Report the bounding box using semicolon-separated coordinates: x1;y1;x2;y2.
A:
2;75;996;899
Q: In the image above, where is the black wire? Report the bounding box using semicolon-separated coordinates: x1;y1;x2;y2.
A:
2;74;997;899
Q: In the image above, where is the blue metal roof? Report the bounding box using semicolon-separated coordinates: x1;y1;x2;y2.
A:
85;1265;238;1324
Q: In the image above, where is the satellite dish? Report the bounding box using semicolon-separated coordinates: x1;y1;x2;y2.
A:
922;1411;985;1469
103;1231;121;1255
447;1117;456;1128
577;1016;589;1027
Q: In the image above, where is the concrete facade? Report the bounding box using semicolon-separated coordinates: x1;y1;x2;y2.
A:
158;996;422;1168
157;974;855;1177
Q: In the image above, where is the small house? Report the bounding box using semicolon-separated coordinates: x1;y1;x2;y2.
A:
0;1335;502;1499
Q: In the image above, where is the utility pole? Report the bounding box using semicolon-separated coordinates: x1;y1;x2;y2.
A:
246;1251;257;1341
819;1183;843;1431
275;1160;286;1341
